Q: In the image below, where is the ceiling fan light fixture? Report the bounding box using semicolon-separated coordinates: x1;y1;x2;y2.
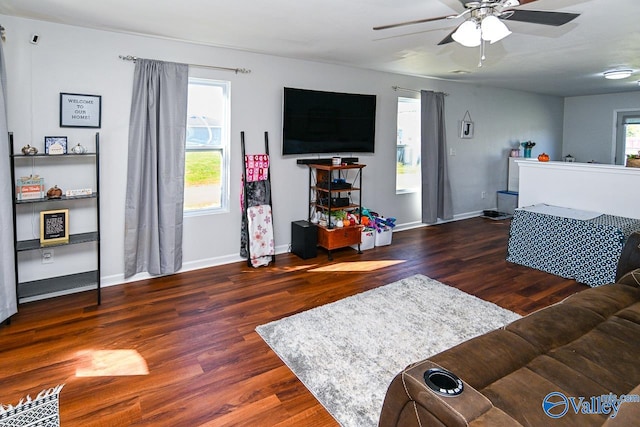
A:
452;19;481;47
481;15;512;44
603;69;633;80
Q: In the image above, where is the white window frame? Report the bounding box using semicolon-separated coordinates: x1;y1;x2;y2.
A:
184;78;231;216
396;96;421;194
614;110;640;165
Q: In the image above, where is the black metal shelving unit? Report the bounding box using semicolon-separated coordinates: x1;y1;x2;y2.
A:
9;132;101;304
307;163;365;260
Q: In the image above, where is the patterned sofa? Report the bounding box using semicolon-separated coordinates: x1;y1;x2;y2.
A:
379;232;640;427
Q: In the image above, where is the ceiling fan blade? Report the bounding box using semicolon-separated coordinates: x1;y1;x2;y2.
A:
373;15;453;31
458;0;538;6
502;9;579;26
437;27;458;45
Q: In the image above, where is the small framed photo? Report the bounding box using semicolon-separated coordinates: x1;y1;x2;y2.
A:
40;209;69;246
44;136;68;155
460;120;474;139
60;92;102;128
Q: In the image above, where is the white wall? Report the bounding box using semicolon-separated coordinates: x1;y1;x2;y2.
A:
517;161;640;219
563;92;640;164
1;15;565;287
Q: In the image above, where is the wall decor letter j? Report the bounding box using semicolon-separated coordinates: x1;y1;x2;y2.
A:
460;111;474;139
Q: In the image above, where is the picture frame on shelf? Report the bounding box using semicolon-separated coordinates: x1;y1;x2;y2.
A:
60;92;102;128
44;136;68;155
40;209;69;246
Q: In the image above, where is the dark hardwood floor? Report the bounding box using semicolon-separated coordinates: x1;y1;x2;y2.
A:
0;217;587;426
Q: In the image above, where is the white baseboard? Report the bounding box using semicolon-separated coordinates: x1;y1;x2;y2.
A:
101;213;487;289
101;244;291;288
393;210;484;232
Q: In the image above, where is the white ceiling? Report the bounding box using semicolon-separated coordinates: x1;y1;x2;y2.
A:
1;0;639;97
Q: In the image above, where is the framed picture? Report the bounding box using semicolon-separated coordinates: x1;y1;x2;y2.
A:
40;209;69;246
44;136;68;155
460;120;474;139
60;92;101;128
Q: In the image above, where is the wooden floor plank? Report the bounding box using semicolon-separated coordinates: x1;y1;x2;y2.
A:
0;217;588;425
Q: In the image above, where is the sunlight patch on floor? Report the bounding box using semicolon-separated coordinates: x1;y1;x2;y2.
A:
75;349;149;377
308;260;406;272
242;264;320;273
275;264;320;272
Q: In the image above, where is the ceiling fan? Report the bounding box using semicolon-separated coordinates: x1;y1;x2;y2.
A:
373;0;580;65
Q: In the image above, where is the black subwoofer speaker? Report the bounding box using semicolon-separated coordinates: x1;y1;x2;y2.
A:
291;220;317;259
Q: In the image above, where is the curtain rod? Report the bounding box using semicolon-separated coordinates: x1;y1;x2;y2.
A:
118;55;251;74
392;86;448;96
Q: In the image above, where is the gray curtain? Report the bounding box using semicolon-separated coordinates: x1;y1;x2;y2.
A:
0;30;17;322
421;90;453;224
124;59;188;278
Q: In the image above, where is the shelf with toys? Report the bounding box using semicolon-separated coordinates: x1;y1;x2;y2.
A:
307;163;365;260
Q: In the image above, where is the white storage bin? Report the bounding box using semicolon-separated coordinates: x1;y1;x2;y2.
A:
374;227;393;246
351;228;375;251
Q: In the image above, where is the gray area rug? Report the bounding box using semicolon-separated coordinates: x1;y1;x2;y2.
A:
256;274;521;427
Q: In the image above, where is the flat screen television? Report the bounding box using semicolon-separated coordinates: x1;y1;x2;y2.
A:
282;87;376;155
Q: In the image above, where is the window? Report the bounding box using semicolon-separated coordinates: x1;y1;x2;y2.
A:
615;111;640;165
396;97;421;193
624;118;640;161
184;78;230;213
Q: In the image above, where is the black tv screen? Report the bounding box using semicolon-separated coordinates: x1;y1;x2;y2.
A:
282;87;376;155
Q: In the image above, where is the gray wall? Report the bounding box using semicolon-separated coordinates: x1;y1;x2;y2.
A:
1;14;565;287
563;92;640;164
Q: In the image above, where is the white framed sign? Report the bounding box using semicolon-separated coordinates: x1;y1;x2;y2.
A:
60;92;101;128
459;110;474;139
460;120;474;139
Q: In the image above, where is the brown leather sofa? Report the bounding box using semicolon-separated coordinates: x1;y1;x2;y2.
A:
379;232;640;427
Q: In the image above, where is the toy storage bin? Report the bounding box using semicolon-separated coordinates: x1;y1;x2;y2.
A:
351;228;375;251
374;227;393;246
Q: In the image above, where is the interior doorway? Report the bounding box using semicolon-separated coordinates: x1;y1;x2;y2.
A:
615;110;640;165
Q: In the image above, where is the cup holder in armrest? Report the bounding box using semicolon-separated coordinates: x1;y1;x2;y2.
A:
423;368;464;396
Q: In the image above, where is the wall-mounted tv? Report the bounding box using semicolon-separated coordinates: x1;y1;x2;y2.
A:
282;87;376;155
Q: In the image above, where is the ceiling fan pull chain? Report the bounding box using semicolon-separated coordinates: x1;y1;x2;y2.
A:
478;39;486;67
